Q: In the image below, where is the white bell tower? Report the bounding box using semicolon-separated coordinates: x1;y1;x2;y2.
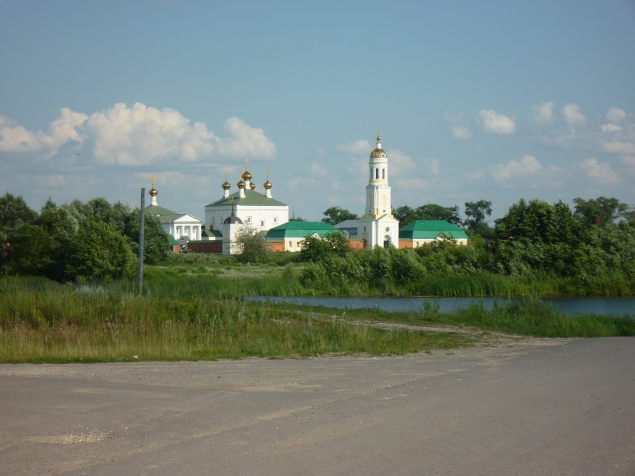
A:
357;133;400;249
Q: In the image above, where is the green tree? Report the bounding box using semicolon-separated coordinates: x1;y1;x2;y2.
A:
66;219;133;282
234;223;271;263
394;204;461;226
0;193;38;272
8;224;56;276
124;210;170;265
300;231;349;262
464;200;494;239
321;206;358;225
573;196;629;226
33;199;78;280
464;200;492;229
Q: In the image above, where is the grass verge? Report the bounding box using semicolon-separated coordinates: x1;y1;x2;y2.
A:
0;278;473;363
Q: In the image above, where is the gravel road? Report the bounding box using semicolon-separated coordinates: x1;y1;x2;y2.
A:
1;337;633;475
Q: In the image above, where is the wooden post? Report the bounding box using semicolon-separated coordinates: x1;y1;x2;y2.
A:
138;188;145;293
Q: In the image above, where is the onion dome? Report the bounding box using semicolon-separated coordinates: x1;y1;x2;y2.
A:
149;187;158;197
263;180;272;190
222;181;231;190
237;180;245;189
370;133;387;158
241;170;252;181
224;216;243;225
250;182;255;190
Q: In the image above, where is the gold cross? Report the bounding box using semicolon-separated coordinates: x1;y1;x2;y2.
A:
244;158;250;171
150;174;156;188
224;168;228;180
266;168;270;180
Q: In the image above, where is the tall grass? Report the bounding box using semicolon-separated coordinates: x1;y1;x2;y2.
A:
410;294;635;338
0;277;470;363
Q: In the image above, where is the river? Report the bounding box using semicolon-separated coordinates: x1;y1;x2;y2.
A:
245;296;635;317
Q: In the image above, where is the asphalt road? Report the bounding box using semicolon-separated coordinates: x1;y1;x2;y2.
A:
1;338;634;475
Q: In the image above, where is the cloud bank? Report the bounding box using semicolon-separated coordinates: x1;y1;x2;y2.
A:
0;103;276;165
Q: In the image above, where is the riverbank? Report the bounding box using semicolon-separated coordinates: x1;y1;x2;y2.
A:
150;257;635;298
1;276;633;364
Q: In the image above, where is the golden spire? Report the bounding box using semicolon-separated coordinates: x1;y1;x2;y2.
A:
263;168;272;190
149;174;158;197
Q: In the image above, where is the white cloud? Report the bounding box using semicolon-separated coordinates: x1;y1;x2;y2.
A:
387;150;416;178
562;103;586;125
0;108;88;157
530;101;554;124
335;139;372;155
620;156;635;176
478;110;516;135
0;103;276;165
602;141;635;155
601;123;621;133
450;125;472;139
576;158;620;185
606;107;626;123
492;155;542;180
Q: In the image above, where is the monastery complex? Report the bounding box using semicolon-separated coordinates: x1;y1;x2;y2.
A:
145;134;467;254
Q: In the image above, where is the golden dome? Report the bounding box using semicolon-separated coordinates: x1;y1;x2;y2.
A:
370;148;387;158
237;180;245;189
263;180;272;190
250;182;255;190
370;132;387;158
242;170;252;181
222;181;231;190
149;187;158;197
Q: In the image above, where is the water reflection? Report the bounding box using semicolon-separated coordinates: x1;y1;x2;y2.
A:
245;296;635;317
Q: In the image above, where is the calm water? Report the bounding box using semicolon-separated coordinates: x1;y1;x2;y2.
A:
246;296;635;317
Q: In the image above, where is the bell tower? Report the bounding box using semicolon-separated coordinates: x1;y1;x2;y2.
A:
365;132;392;217
357;132;400;249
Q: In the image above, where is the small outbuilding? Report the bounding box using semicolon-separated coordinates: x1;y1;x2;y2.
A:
265;221;343;252
399;220;468;248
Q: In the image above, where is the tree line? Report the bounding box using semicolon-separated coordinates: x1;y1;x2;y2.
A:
0;193;170;282
303;197;635;295
321;197;633;240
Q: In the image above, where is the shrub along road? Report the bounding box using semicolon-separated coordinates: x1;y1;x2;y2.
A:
0;338;634;475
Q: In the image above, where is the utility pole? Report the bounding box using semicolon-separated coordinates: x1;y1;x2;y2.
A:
138;187;145;293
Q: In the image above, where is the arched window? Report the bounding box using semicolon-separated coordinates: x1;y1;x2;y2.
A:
375;168;379;179
382;168;385;179
369;166;373;180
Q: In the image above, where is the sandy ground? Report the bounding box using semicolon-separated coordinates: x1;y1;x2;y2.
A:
1;337;634;475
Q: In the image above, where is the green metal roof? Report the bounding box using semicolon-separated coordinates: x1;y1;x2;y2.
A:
145;204;178;215
203;229;223;238
399;220;468;240
266;221;342;239
206;190;287;208
168;234;179;245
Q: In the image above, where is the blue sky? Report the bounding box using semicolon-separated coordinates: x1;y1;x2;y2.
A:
1;0;634;222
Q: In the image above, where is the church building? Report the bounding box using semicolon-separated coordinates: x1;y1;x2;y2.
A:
191;164;289;254
356;133;400;248
144;177;203;243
